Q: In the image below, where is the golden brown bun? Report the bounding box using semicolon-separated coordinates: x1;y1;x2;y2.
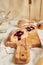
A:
5;28;28;48
17;19;29;27
17;19;37;28
36;57;43;65
37;23;43;30
5;28;30;64
27;29;41;48
23;25;41;48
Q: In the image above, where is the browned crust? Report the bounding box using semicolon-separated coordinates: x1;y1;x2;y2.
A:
37;23;43;30
4;31;17;48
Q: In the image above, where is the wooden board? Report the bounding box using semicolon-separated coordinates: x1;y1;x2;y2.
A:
30;0;41;21
40;0;43;20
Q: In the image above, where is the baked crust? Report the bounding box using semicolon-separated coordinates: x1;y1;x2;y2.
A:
5;28;28;48
26;29;41;48
17;19;29;27
37;23;43;30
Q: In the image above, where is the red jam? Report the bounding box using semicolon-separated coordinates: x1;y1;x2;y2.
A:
14;31;24;40
26;26;35;31
37;24;41;28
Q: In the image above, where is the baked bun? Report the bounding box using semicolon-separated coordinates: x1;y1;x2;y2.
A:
5;28;30;64
37;23;43;30
5;28;29;48
23;25;41;48
17;19;30;27
17;19;36;28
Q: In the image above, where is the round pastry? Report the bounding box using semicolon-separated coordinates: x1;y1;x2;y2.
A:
5;28;30;64
37;23;43;30
17;19;36;28
5;28;29;48
23;25;41;48
17;19;29;27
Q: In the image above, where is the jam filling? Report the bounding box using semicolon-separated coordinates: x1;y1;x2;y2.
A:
37;24;41;28
14;31;24;40
26;26;35;31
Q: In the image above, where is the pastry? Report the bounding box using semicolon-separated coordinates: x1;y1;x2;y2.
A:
23;25;41;48
17;19;30;27
19;20;41;48
37;23;43;30
5;28;28;48
17;19;36;28
5;28;30;64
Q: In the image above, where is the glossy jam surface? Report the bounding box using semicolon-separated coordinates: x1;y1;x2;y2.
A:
26;26;35;31
14;31;24;40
